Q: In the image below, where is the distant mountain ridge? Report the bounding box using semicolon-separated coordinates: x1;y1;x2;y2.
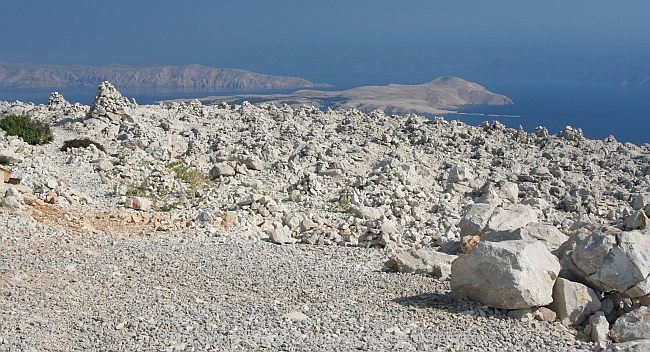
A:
0;62;330;90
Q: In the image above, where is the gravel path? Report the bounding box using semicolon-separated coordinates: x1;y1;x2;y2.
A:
1;213;592;351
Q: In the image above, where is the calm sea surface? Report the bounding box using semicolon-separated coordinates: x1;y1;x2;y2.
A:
2;80;649;145
443;80;650;145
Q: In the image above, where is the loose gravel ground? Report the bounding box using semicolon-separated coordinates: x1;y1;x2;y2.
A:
1;212;593;351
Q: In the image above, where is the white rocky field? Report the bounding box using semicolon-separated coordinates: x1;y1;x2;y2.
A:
1;82;649;351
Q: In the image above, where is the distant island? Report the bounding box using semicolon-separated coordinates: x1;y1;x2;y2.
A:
185;76;513;115
0;62;330;90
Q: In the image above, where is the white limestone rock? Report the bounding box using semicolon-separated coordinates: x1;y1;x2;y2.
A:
458;203;497;236
484;204;539;234
386;248;457;278
450;240;560;309
270;226;296;244
585;311;610;350
499;181;519;203
448;164;473;183
482;223;567;251
349;205;384;220
550;278;601;326
210;163;236;178
569;230;650;297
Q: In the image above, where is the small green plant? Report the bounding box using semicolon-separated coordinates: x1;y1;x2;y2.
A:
338;195;350;209
157;203;178;212
61;138;106;152
125;178;152;198
331;195;351;212
0;114;53;145
166;160;208;191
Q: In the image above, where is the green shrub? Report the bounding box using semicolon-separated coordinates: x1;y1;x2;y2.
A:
0;114;53;145
61;138;106;152
166;160;208;191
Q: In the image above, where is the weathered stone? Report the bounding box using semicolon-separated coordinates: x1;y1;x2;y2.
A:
631;193;650;211
482;223;567;252
300;218;317;232
270;226;296;244
499;181;519;203
240;157;265;171
282;214;300;230
622;210;649;230
476;182;502;206
585;311;610;349
282;311;308;321
5;187;20;198
380;219;397;235
97;159;114;172
448;164;472;183
550;278;601;326
484;204;539;234
1;195;23;211
534;307;557;322
386;248;457;278
210;163;236;177
625;277;650;298
458;203;497;236
570;230;650;296
606;339;650;352
87;81;134;123
611;306;650;342
507;308;534;321
451;240;560;309
46;178;58;189
349;205;383;220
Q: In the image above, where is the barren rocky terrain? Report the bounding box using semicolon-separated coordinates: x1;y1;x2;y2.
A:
1;82;650;351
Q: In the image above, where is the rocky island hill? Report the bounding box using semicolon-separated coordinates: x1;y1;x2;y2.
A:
1;82;650;350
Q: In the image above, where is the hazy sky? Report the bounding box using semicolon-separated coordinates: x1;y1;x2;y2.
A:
2;1;649;86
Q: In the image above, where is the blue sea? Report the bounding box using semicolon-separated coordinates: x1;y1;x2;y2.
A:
1;80;649;145
443;80;650;145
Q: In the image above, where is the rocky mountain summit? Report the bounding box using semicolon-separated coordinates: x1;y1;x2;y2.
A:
193;76;512;116
1;82;650;350
0;62;330;90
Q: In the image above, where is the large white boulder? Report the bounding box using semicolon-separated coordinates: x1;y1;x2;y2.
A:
458;203;497;236
569;230;650;297
450;240;560;309
484;204;539;234
482;223;567;251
